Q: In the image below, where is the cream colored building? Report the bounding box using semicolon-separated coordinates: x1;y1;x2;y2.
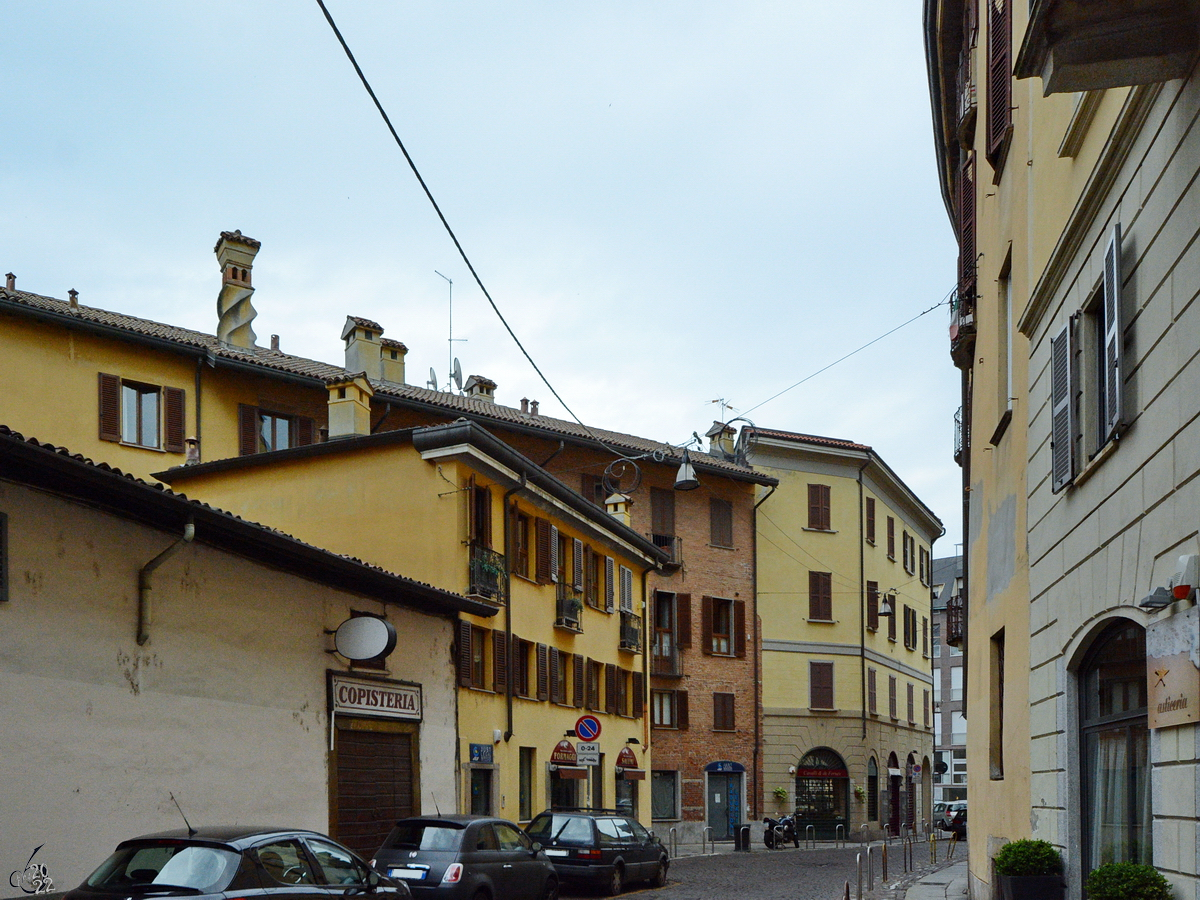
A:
742;428;941;838
0;425;487;879
927;1;1200;897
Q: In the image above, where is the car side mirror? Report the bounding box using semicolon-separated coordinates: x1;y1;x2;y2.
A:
367;870;382;891
530;842;542;856
648;831;656;842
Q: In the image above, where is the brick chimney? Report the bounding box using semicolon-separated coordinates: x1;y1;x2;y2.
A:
342;316;385;379
326;374;375;439
464;375;497;403
214;231;260;349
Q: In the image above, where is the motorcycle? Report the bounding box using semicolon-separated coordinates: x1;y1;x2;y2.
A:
762;814;799;848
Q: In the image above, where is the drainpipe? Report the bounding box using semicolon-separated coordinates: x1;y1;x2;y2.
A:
501;476;526;741
857;458;870;740
193;358;203;460
752;483;775;819
137;520;195;645
538;440;565;469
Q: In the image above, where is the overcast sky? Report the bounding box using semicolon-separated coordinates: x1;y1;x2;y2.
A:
5;1;964;549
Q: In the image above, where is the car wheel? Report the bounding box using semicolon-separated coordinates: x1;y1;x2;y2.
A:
606;864;624;896
541;877;558;900
652;859;668;888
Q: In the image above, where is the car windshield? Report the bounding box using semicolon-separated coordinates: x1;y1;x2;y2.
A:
526;815;592;844
86;843;240;894
381;824;463;852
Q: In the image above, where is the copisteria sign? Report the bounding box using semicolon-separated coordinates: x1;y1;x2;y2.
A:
330;674;423;721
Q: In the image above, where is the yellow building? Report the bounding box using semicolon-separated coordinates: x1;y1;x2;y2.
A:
743;428;942;838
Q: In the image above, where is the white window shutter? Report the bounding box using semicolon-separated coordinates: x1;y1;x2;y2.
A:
573;538;584;590
1050;320;1075;492
605;557;615;612
619;565;633;612
549;525;559;583
1102;222;1123;440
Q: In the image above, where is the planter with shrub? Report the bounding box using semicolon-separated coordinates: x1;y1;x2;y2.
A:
1085;862;1172;900
993;839;1064;900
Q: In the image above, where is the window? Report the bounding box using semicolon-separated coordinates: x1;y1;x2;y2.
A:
807;483;831;530
950;664;964;701
924;690;931;728
98;374;186;452
511;637;532;697
866;581;879;631
985;0;1013;173
951;712;967;745
902;531;915;574
952;749;967;785
256;840;318;885
903;605;918;651
810;661;834;709
583;545;601;608
887;599;897;642
651;771;679;820
713;692;735;731
652;690;687;729
650;487;675;542
581;473;606;507
236;403;315;456
457;622;490;690
907;683;915;724
702;596;744;657
865;497;876;543
586;658;602;710
998;254;1013;418
990;629;1005;779
932;622;942;657
867;668;877;715
922;617;929;657
550;648;568;705
808;571;833;621
886;517;895;559
888;675;897;719
652;591;683;675
513;511;530;578
709;498;733;547
1080;620;1149;872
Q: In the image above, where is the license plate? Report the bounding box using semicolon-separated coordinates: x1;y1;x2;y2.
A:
544;850;568;857
388;869;427;880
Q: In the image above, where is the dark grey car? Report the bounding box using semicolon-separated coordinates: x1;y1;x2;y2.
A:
524;812;667;896
371;816;557;900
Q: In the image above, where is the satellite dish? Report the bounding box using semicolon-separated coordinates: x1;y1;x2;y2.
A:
451;358;463;392
427;367;438;390
333;616;397;661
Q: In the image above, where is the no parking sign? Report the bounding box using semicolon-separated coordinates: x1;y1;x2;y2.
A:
575;715;601;741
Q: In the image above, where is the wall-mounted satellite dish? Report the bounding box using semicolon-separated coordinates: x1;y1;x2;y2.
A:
333;615;397;661
427;367;438;390
451;358;463;392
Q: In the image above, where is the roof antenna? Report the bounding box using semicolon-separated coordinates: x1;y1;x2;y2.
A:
436;270;467;391
431;791;441;816
169;792;197;837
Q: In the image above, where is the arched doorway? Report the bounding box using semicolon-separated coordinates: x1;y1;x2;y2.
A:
886;752;901;835
866;757;879;823
794;748;849;839
905;753;917;830
921;755;933;828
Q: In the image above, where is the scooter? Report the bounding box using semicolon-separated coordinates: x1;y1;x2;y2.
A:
762;813;799;848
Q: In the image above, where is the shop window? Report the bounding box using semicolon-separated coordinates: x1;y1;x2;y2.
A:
651;771;679;820
550;768;579;810
470;768;493;815
616;775;638;817
793;748;849;828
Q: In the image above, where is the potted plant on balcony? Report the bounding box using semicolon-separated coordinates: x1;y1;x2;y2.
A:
993;839;1064;900
1085;862;1173;900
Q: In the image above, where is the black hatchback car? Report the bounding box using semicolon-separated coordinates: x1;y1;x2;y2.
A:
59;827;410;900
371;816;557;900
524;811;667;895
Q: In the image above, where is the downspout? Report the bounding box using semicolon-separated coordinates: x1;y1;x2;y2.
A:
539;440;565;469
640;567;650;753
193;357;203;461
752;483;775;819
502;476;526;741
857;458;870;740
137;520;195;645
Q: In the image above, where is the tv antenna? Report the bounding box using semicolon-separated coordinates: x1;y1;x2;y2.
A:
436;270;467;390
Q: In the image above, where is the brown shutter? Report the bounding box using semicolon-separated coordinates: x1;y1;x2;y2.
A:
888;603;897;641
585;658;597;710
573;538;584;590
98;373;121;442
868;668;877;714
466;476;478;545
908;683;915;723
958;155;977;300
1050;321;1076;491
676;594;692;648
632;671;644;719
700;595;713;656
297;416;315;446
810;662;833;710
457;620;473;687
492;629;508;692
865;497;876;543
163;387;185;452
676;690;689;729
808;484;830;530
535;518;552;583
733;600;746;658
986;0;1012;166
573;655;585;708
536;643;549;701
238;404;258;456
887;517;895;558
867;582;879;631
550;648;562;704
605;664;617;714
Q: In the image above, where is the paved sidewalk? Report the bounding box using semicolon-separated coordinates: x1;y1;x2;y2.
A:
862;859;968;900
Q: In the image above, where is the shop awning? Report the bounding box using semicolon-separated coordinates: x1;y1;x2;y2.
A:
617;768;645;780
553;766;588;779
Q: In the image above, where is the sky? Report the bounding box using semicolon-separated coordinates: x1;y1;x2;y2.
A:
5;1;964;550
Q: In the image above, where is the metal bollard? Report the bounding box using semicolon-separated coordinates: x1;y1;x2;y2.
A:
865;843;874;891
772;825;785;850
702;826;714;855
856;852;863;900
835;823;845;848
929;831;937;864
882;840;889;883
859;823;870;844
735;824;751;852
805;824;816;850
668;827;677;859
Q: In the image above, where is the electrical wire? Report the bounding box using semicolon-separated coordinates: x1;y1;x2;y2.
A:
314;0;624;460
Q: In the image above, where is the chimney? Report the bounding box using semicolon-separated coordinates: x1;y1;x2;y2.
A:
326;374;375;439
5;273;14;290
464;375;497;403
341;316;385;380
184;437;201;465
214;230;261;349
270;334;280;351
530;400;539;416
68;289;79;310
520;398;529;414
380;338;408;384
605;493;632;528
706;420;736;457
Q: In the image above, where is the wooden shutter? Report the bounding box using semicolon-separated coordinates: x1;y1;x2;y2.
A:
986;0;1012;166
865;497;876;543
536;643;549;701
676;690;689;729
958;156;977;298
550;648;562;704
605;664;617;714
457;620;474;687
810;662;833;710
889;676;897;718
923;617;929;656
888;602;897;641
573;538;584;590
924;689;931;727
868;668;877;714
700;596;713;655
492;629;508;692
581;473;603;506
549;525;560;583
163;387;186;452
908;683;915;723
1050;320;1076;491
676;593;692;648
297;416;315;446
632;671;644;719
887;517;895;558
808;484;830;530
650;488;675;536
238;404;258;456
98;373;121;442
573;655;585;708
619;565;633;612
734;600;746;658
535;519;553;583
809;571;832;621
710;498;733;546
1103;223;1124;439
867;582;879;631
586;658;598;710
604;557;615;612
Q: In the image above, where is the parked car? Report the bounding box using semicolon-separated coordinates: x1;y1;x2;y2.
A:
941;803;967;837
524;810;667;896
371;816;557;900
57;827;410;900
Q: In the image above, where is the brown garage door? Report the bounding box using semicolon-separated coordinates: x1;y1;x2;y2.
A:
334;720;417;857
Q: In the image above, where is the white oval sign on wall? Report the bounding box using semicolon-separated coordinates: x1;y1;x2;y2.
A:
334;616;398;660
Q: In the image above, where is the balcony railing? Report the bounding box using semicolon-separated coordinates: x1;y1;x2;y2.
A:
954;406;964;466
946;594;965;647
619;611;642;652
555;583;583;631
650;635;682;676
648;533;683;568
469;545;506;604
